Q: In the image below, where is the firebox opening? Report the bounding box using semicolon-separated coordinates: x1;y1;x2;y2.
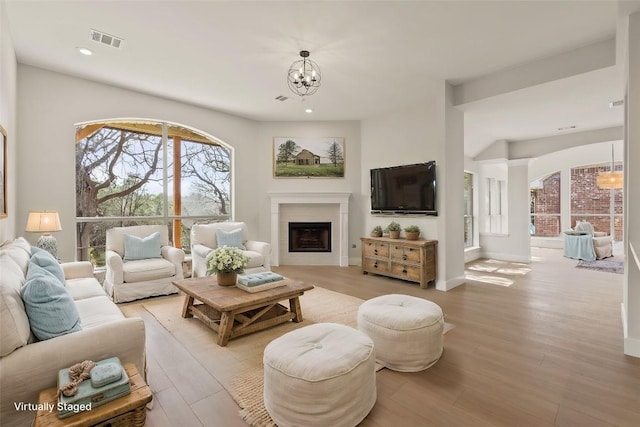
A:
288;222;332;253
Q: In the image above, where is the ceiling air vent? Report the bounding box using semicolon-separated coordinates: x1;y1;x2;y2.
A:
275;95;289;101
89;29;123;49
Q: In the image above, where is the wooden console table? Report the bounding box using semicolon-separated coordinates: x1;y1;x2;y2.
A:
361;237;437;288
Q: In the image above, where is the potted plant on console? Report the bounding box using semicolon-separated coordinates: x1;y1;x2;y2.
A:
371;225;383;237
206;246;250;286
404;225;420;240
386;221;401;239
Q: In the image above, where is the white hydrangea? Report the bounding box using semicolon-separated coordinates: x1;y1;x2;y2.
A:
205;246;250;274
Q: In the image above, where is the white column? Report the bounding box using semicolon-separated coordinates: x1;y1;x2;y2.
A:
507;159;532;260
270;199;280;266
623;10;640;358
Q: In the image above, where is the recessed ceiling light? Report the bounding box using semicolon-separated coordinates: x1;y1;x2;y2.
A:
305;108;313;114
77;47;93;56
557;125;576;131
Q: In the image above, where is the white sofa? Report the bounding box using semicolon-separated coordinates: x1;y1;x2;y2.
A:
0;237;146;427
104;225;185;303
191;222;271;278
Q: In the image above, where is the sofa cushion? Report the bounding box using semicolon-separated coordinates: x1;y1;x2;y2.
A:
124;232;162;261
123;258;176;283
216;228;246;250
21;265;82;341
66;277;107;301
0;255;31;356
0;237;32;275
75;296;125;329
30;247;65;284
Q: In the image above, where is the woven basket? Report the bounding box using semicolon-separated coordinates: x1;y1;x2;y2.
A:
93;405;146;427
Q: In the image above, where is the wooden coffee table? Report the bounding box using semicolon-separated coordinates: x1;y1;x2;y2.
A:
172;276;314;346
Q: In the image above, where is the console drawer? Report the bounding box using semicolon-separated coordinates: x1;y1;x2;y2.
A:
362;241;389;257
363;258;389;273
390;245;421;263
390;262;421;282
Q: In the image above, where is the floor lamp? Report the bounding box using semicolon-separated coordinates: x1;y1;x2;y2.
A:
25;211;62;258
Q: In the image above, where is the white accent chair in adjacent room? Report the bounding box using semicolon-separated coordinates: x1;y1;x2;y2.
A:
564;221;613;261
190;221;271;278
104;225;185;302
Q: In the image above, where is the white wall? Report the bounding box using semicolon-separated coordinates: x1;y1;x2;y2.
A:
0;0;17;242
256;121;361;263
17;65;259;261
361;100;440;243
360;91;466;290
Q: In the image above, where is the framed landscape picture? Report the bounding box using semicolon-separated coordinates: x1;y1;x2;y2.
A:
273;137;345;178
0;125;6;218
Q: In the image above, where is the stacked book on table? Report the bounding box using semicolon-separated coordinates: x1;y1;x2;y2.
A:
236;272;286;293
57;357;130;418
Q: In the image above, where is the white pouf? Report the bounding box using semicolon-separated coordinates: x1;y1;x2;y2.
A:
358;294;444;372
263;323;376;427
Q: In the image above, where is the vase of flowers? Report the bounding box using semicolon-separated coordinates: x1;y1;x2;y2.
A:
205;246;250;286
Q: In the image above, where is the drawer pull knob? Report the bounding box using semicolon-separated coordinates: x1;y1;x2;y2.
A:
374;249;378;255
402;255;407;261
374;262;378;268
402;269;407;274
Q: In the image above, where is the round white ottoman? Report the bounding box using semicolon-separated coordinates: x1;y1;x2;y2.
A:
358;294;443;372
263;323;376;427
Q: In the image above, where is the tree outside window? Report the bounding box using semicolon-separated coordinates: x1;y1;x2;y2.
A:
75;121;231;265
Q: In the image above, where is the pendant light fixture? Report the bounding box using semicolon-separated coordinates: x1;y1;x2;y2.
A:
596;144;623;189
287;50;321;96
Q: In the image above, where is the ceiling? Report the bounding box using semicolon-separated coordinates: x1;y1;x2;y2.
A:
5;0;636;156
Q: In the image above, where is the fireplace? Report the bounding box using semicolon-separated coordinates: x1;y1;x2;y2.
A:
288;222;332;253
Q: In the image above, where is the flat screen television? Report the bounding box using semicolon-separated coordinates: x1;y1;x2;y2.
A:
370;161;437;215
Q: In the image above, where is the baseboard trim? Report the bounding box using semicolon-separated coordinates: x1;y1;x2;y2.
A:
624;337;640;358
481;251;531;263
436;275;465;292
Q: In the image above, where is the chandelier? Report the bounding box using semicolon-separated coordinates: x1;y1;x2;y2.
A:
287;50;321;96
597;144;624;189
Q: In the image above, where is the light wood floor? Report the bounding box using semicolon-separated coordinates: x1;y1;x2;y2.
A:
126;247;640;427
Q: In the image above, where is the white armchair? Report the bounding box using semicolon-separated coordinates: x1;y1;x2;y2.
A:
191;221;271;278
564;221;613;261
573;221;613;260
104;225;185;302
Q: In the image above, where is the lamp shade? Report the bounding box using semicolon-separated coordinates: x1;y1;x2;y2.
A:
596;171;624;189
25;211;62;233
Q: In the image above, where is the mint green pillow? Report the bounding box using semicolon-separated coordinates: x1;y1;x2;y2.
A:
216;228;246;250
123;232;162;262
30;247;65;284
21;263;82;341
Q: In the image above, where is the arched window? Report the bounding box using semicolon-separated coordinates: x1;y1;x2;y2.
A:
75;120;231;265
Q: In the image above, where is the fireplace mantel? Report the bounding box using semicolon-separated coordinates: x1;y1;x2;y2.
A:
270;193;350;266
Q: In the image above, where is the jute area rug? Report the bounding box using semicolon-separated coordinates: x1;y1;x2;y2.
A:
134;287;454;427
576;259;624;274
137;287;364;427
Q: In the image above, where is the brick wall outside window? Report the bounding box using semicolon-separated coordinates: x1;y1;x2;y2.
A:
571;163;623;240
530;164;623;240
530;172;561;236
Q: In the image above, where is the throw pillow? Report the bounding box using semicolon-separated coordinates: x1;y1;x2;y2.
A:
123;232;162;262
216;228;246;250
30;246;65;284
21;264;82;341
